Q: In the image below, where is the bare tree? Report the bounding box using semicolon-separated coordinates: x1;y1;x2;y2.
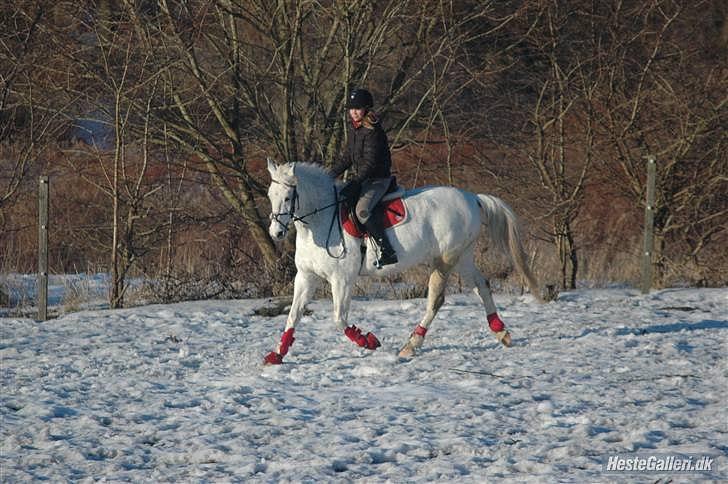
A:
0;4;66;227
521;2;604;290
3;0;725;293
594;0;727;284
48;4;175;307
455;1;597;289
117;0;478;272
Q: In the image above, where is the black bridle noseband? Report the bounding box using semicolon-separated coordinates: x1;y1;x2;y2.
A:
270;179;347;258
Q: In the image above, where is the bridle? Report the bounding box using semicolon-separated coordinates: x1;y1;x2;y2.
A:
269;178;300;234
269;178;348;258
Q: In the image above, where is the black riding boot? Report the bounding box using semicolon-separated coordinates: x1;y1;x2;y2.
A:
364;214;398;268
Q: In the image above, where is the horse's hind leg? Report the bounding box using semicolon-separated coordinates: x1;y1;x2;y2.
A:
458;254;512;347
264;271;320;364
398;267;450;358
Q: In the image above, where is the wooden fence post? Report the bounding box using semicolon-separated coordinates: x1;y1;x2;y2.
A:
38;176;49;320
640;157;656;294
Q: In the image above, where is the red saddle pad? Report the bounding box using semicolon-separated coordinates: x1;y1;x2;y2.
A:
341;198;407;238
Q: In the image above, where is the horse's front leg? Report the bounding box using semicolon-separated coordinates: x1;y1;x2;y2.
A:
264;271;320;365
331;275;380;350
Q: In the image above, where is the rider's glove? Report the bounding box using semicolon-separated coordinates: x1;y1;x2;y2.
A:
339;180;361;202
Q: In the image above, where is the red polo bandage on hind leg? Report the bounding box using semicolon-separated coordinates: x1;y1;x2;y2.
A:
278;328;296;356
487;313;505;333
264;351;283;365
414;325;428;337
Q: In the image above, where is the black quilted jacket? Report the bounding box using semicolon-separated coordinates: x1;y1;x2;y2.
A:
331;120;392;183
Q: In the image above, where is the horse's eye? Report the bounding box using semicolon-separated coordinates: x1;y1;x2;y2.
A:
284;197;290;202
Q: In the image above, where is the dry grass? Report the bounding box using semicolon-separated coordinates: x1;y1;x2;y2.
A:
60;277;94;313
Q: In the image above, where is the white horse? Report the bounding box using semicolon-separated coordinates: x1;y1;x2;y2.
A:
263;160;540;364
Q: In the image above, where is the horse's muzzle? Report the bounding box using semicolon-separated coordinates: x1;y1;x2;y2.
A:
269;223;287;241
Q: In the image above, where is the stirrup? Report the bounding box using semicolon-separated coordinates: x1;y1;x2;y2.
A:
369;236;397;268
374;250;397;268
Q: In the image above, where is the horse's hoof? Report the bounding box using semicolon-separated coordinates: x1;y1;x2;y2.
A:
263;351;283;365
398;344;416;358
398;333;424;358
495;330;512;347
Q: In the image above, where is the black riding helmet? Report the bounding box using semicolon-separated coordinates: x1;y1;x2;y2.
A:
346;88;374;109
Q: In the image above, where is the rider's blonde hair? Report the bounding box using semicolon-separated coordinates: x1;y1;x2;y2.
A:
362;111;379;129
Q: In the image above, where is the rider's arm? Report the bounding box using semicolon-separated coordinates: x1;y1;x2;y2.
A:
330;155;351;178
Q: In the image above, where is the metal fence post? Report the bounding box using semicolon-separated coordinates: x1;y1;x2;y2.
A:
38;176;49;320
640;157;656;294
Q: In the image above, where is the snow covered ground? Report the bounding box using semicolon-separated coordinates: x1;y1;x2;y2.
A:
1;286;726;482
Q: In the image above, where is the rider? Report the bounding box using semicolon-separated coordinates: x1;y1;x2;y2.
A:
332;88;398;267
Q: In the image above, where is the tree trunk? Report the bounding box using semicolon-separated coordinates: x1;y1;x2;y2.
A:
567;222;578;290
555;217;578;290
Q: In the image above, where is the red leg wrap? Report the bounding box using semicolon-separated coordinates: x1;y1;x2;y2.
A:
264;328;295;365
264;351;283;365
487;313;505;332
366;332;381;349
344;325;381;350
278;328;295;356
414;325;428;337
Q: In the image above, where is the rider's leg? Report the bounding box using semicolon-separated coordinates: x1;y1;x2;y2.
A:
357;179;397;267
362;209;398;267
399;266;450;357
264;271;320;364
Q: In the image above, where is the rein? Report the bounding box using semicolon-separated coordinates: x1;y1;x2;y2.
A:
270;179;347;259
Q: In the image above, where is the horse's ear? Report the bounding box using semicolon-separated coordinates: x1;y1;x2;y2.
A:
281;163;297;183
266;157;277;176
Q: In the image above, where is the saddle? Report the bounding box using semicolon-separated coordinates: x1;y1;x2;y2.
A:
341;182;408;238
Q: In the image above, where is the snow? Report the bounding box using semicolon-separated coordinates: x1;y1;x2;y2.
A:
2;287;727;481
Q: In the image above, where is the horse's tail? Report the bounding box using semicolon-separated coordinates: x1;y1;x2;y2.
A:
476;194;542;302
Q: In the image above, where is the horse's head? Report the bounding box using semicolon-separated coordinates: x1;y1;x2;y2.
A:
266;158;298;240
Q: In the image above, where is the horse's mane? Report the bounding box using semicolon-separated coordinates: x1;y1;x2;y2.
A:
291;162;336;187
